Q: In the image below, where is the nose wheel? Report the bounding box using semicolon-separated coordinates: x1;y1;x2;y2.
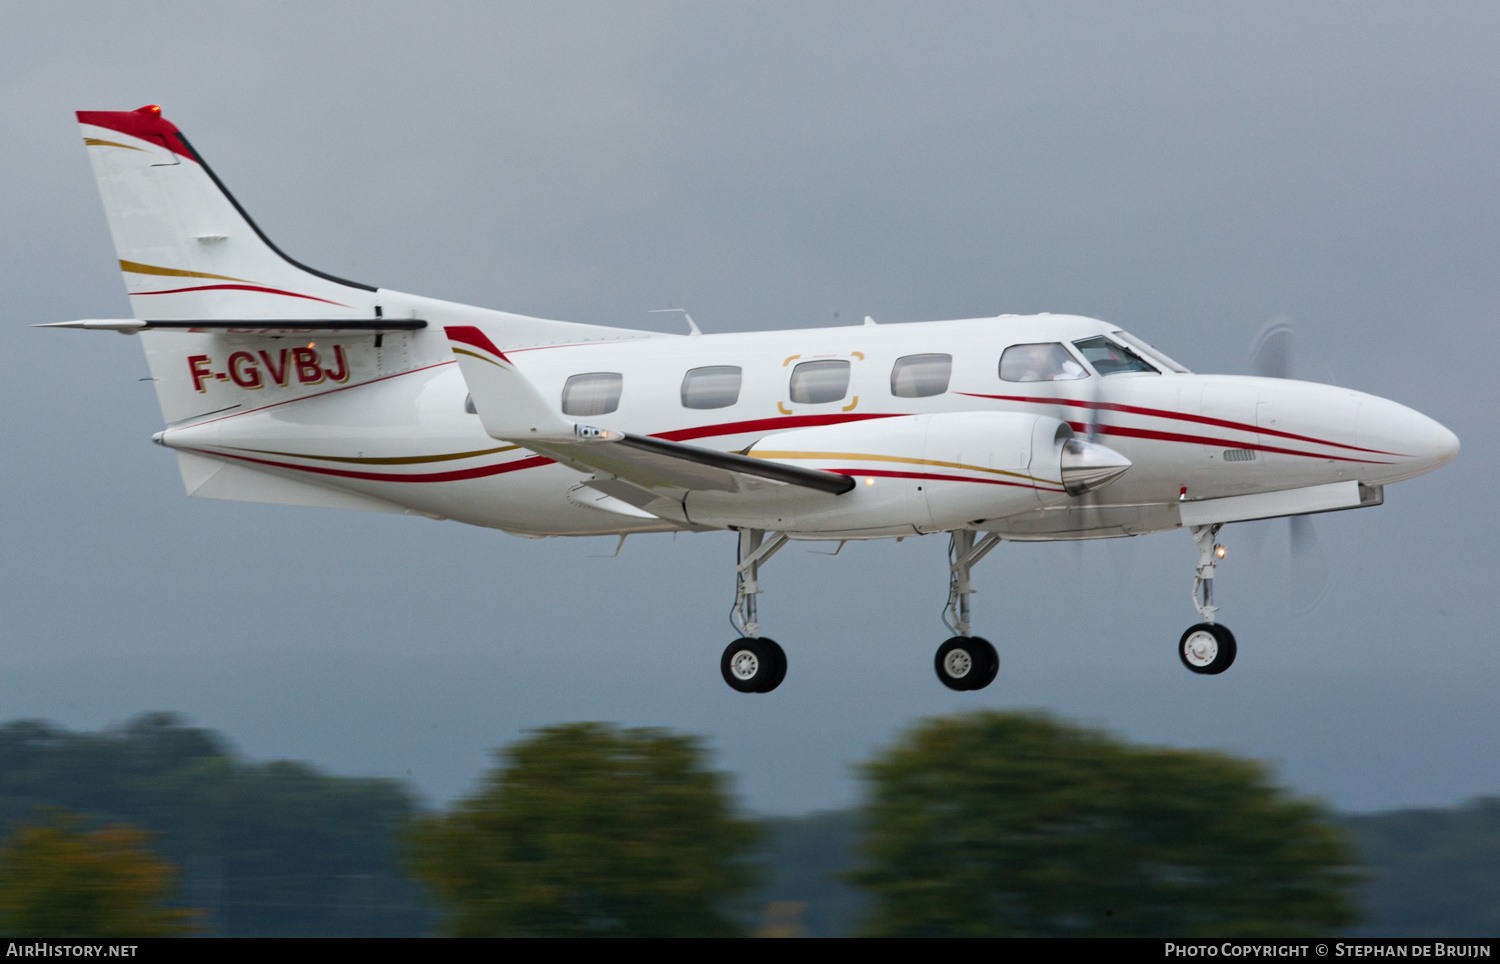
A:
1179;623;1236;674
935;635;998;691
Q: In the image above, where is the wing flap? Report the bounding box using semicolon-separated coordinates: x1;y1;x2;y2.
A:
529;430;855;498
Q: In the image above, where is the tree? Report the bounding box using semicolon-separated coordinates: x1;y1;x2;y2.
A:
410;722;759;936
0;809;197;936
851;710;1360;937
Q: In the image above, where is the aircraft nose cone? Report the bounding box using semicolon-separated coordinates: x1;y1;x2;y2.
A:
1060;438;1132;495
1358;398;1459;479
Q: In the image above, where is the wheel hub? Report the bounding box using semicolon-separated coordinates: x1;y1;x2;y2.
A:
730;649;760;680
943;649;973;679
1182;630;1218;667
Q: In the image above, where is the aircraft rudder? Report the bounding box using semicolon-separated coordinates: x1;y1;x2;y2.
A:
77;105;376;321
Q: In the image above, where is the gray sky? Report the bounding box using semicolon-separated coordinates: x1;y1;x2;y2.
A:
2;2;1495;813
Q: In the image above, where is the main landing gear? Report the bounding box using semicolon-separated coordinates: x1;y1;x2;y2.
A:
935;530;1001;692
722;529;790;693
1181;523;1237;675
716;528;1004;694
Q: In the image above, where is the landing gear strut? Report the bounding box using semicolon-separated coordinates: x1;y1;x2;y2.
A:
1181;523;1236;674
722;529;789;693
935;530;1000;691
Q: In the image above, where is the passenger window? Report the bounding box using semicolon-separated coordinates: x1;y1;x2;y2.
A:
890;354;952;398
561;372;623;416
1071;336;1159;376
681;366;742;409
999;343;1089;382
789;359;850;404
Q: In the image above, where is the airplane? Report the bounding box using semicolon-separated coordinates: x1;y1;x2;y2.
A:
47;106;1460;694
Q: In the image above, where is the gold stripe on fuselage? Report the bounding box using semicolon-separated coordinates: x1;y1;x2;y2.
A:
748;449;1053;486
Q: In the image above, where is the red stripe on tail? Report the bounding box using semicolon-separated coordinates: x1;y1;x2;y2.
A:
77;106;199;163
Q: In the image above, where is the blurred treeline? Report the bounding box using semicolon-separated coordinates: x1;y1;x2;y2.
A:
0;711;1494;936
0;713;433;936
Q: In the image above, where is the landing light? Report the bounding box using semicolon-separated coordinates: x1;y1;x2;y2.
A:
1214;544;1227;560
865;477;875;486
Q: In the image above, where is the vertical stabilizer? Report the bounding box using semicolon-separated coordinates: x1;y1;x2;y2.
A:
77;105;377;320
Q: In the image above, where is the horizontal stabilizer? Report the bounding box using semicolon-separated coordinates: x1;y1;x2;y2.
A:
39;318;426;334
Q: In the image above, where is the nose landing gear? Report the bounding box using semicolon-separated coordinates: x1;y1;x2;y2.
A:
934;530;1002;692
1181;523;1237;674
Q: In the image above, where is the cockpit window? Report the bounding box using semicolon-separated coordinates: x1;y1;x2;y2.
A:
1112;330;1190;373
999;343;1089;382
1071;336;1159;376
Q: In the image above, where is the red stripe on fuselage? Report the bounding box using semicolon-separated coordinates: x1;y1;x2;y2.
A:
180;412;906;485
655;412;901;443
962;392;1401;457
1063;422;1392;465
186;447;556;484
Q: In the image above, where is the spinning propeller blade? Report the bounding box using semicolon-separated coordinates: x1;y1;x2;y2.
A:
1250;317;1331;612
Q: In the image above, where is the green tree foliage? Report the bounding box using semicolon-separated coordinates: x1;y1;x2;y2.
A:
851;710;1360;937
0;714;430;936
411;722;758;936
0;809;196;936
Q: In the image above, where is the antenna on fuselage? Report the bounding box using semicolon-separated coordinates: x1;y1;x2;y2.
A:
864;315;877;326
649;308;701;336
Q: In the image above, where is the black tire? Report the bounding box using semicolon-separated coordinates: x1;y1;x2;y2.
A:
935;636;995;691
969;637;999;690
760;638;787;693
1178;623;1237;675
721;637;783;693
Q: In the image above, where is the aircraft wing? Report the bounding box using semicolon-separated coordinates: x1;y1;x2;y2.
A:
526;430;855;495
444;325;853;517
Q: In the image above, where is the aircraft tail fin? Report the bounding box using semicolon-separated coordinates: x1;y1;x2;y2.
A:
76;105;377;320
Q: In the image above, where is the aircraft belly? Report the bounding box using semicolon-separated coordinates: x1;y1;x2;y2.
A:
995;502;1181;540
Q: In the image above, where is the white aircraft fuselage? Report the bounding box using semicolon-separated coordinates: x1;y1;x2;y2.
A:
149;309;1454;541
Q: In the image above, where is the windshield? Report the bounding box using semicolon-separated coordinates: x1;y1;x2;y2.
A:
1071;336;1159;376
1112;330;1191;373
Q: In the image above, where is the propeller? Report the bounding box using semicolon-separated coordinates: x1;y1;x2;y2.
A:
1249;317;1330;613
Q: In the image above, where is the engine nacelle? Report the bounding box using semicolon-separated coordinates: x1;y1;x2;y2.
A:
683;412;1128;536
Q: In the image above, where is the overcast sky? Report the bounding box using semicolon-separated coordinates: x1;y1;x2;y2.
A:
1;2;1495;814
